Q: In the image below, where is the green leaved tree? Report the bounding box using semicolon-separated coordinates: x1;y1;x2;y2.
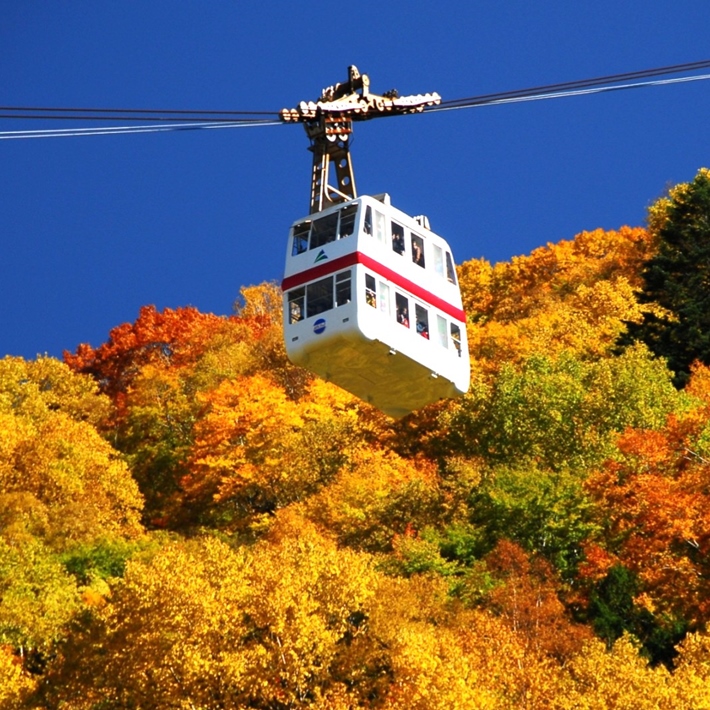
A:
626;168;710;386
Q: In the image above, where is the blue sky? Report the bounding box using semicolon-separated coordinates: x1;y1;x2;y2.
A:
2;2;709;359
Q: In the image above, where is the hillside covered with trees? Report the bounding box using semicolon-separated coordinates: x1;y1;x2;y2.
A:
2;169;710;708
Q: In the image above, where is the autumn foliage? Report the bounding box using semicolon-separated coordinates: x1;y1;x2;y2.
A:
4;171;710;707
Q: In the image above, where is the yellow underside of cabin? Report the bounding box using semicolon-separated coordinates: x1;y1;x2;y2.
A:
293;333;461;418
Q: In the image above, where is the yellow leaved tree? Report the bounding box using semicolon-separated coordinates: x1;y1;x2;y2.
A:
458;226;658;371
43;515;379;708
0;356;144;690
0;357;143;550
183;374;377;531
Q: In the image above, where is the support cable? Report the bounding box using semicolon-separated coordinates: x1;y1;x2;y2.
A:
426;73;710;113
435;58;710;110
2;59;709;140
0;119;283;140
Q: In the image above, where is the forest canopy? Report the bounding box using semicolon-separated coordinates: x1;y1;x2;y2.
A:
3;169;710;708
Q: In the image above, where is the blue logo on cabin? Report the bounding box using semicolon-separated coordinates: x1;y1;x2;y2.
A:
313;318;326;335
314;250;328;263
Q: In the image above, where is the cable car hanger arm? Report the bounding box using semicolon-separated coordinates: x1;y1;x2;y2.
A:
279;65;441;122
279;66;441;214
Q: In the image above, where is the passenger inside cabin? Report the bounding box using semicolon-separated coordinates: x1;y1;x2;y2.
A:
365;274;377;308
415;304;429;338
290;301;302;323
288;288;305;324
411;236;425;267
392;225;405;255
396;292;410;327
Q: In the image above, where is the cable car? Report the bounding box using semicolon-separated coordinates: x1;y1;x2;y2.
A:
279;66;467;416
282;193;470;418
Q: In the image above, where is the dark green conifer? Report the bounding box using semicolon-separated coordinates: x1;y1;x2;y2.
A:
625;168;710;387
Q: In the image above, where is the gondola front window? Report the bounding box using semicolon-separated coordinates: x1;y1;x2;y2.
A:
339;204;358;239
288;270;352;323
306;277;333;317
336;271;352;306
292;205;359;254
310;213;339;249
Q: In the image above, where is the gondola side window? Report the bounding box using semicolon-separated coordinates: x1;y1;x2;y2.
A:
450;323;462;356
366;206;386;245
415;304;429;339
395;292;410;327
288;288;305;323
446;251;457;284
375;210;386;243
364;206;373;235
292;221;310;256
411;234;425;268
392;223;405;255
379;281;390;316
433;245;445;278
436;315;448;348
365;274;377;308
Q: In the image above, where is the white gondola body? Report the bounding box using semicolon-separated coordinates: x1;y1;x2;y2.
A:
282;194;470;418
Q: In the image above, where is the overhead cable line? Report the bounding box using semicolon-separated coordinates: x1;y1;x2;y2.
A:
426;72;710;113
0;119;283;140
433;58;710;110
0;105;279;122
1;59;709;140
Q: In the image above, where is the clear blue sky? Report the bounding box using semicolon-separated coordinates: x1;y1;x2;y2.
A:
2;2;709;359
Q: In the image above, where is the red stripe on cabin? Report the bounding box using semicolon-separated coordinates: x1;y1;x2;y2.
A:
281;253;360;291
281;252;466;322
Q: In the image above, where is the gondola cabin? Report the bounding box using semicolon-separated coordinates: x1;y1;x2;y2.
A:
282;194;470;418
